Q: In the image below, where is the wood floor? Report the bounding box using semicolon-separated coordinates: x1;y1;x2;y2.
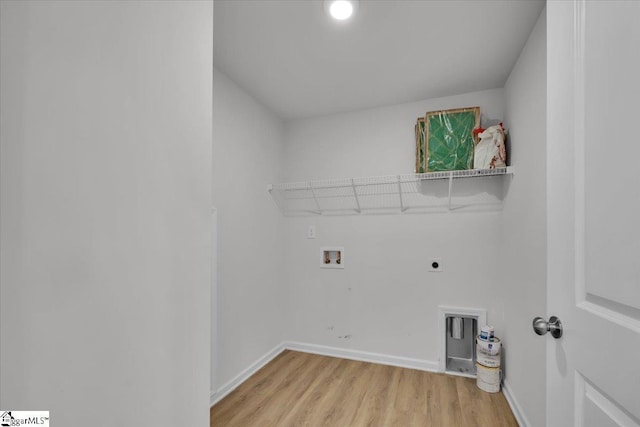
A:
210;350;518;427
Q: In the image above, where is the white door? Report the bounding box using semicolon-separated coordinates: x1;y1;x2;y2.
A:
547;1;640;426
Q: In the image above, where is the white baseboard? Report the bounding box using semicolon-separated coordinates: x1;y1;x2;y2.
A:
284;341;439;373
502;380;530;427
210;342;285;407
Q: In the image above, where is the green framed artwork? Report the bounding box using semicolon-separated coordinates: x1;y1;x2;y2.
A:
423;107;480;172
415;117;426;173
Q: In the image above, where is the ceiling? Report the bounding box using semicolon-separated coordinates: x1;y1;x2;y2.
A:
213;0;545;120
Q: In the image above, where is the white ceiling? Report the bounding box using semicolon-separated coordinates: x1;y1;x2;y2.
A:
213;0;545;120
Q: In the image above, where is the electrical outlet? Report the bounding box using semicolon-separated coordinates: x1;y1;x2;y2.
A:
429;258;443;272
307;225;316;239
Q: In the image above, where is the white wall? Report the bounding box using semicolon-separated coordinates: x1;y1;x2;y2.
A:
212;69;285;391
0;1;212;426
283;90;507;362
502;9;547;427
284;90;505;181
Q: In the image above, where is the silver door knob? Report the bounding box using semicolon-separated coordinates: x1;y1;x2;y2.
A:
532;316;563;339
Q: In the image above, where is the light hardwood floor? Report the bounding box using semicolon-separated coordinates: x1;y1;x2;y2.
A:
210;350;518;427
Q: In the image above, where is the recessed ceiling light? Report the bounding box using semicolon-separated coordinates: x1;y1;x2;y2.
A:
324;0;358;21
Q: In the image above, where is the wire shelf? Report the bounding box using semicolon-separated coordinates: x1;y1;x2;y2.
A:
269;167;514;216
